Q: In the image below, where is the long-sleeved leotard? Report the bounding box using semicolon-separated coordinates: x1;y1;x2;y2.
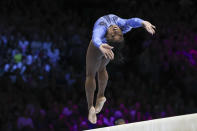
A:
92;14;144;48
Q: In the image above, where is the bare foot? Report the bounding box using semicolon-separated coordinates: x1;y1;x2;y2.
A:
88;106;97;124
95;97;106;114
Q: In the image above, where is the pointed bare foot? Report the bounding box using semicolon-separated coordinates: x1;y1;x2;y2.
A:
95;97;106;114
88;106;97;124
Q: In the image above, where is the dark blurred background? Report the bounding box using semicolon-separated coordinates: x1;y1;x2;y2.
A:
0;0;197;130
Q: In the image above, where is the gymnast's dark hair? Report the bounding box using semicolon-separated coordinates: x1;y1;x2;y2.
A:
108;40;125;64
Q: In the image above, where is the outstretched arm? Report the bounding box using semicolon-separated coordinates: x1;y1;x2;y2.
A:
117;16;156;35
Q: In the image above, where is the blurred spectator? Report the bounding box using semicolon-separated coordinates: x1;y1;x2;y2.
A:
114;119;126;125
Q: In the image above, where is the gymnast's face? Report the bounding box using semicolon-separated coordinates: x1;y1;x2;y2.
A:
106;25;124;44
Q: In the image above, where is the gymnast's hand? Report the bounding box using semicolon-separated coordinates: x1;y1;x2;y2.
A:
99;44;114;60
142;21;156;35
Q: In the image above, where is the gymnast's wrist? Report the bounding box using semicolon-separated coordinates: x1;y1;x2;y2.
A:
141;21;146;27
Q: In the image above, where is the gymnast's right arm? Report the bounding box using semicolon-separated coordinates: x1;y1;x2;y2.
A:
92;25;114;60
92;25;106;48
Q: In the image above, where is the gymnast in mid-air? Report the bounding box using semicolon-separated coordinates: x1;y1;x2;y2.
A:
85;14;156;124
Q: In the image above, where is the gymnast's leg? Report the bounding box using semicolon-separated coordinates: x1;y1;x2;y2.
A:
85;72;96;111
95;58;110;114
85;72;97;124
85;41;102;124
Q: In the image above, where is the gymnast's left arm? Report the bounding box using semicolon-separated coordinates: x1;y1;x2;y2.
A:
117;17;156;35
127;18;156;35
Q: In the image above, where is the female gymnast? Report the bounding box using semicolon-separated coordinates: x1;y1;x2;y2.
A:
85;14;156;124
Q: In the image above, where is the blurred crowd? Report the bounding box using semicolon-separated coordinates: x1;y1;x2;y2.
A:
0;0;197;130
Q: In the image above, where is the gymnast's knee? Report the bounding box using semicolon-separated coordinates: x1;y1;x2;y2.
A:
85;73;96;88
86;71;96;78
98;69;108;79
86;75;95;81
